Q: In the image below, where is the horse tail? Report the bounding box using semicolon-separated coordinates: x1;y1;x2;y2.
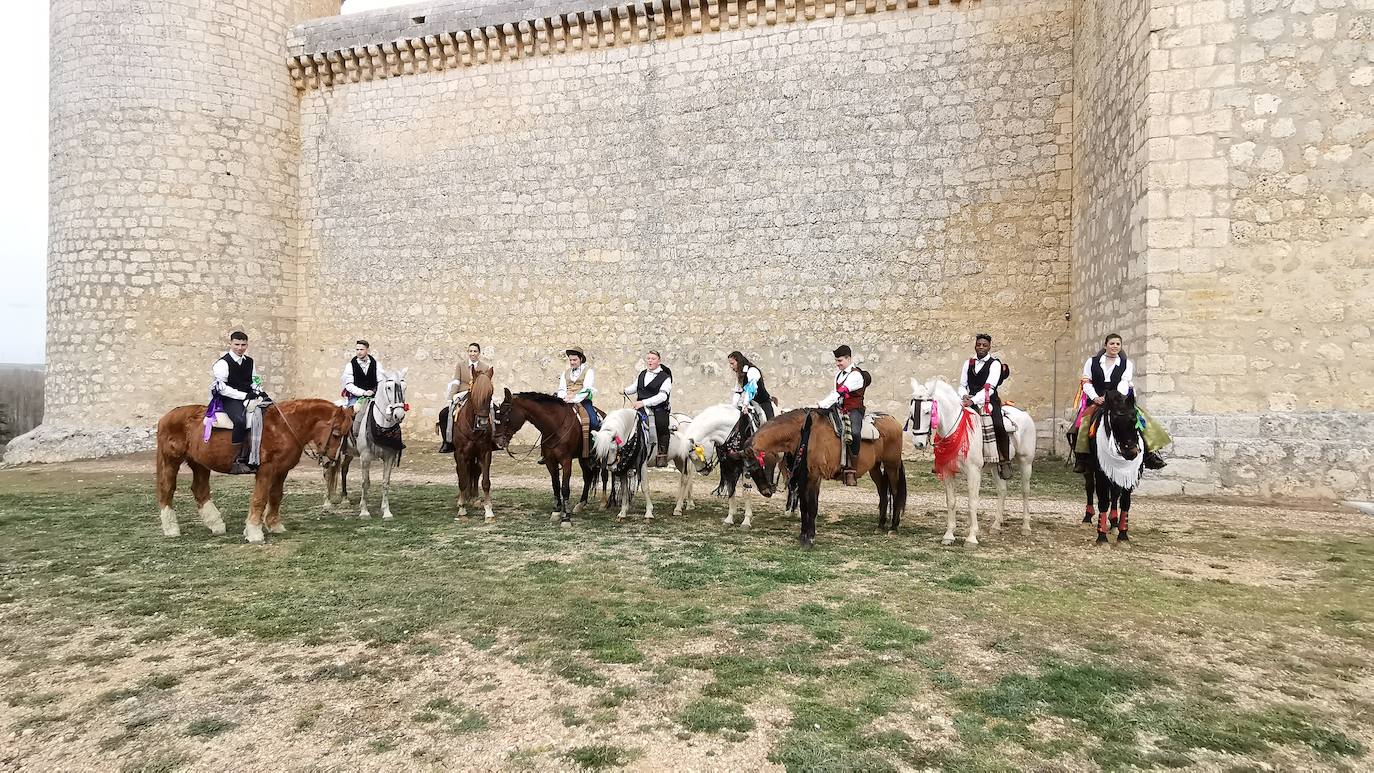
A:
892;460;907;515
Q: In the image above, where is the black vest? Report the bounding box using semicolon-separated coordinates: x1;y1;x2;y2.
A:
1090;354;1129;397
221;353;254;394
351;357;379;392
750;370;773;406
966;357;1002;395
636;368;671;413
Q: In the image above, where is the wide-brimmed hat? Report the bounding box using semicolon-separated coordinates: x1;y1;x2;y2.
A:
565;347;587;360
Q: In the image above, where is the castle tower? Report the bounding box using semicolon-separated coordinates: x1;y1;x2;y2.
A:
38;0;337;455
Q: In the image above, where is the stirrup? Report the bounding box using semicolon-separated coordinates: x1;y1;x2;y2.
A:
654;452;669;468
842;468;858;487
229;460;256;475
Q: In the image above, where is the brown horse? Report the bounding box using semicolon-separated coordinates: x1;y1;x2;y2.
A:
745;408;907;548
155;399;352;543
492;389;607;526
452;368;497;520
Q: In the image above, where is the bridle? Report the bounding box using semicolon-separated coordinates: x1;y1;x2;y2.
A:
905;397;932;441
274;402;349;468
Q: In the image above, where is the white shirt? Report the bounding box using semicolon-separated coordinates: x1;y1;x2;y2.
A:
556;365;596;400
1082;354;1134;400
624;367;672;408
958;355;1003;407
732;365;763;407
211;351;255;401
818;367;864;409
341;356;380;397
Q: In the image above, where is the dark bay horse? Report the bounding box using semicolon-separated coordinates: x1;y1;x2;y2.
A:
493;390;607;526
452;369;497;520
156;399;352;542
1084;390;1144;544
745;408;907;548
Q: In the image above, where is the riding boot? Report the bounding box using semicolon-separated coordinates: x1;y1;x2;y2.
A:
997;460;1013;480
229;442;255;475
1072;453;1089;474
1143;451;1167;470
439;441;454;454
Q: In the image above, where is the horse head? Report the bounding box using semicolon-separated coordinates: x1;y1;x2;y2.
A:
908;377;935;449
1102;390;1141;461
491;388;524;450
315;402;354;468
377;368;409;424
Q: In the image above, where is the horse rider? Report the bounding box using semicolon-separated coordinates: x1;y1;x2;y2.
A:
1071;333;1169;472
341;339;379;409
211;330;267;475
959;333;1013;481
557;346;600;432
623;350;673;468
728;350;774;421
437;342;491;454
817;344;866;487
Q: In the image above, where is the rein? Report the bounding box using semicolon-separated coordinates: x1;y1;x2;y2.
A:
273;402;347;467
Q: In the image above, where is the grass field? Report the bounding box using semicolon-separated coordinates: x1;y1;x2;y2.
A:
0;457;1371;771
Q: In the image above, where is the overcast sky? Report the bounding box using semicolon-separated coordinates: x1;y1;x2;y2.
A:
0;1;405;365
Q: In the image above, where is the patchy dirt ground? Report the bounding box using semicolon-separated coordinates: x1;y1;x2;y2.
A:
1;455;1371;772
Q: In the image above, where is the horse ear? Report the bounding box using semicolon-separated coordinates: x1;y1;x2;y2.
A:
399;367;407;380
503;387;512;400
910;377;920;392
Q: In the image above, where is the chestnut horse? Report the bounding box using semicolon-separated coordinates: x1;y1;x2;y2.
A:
452;368;497;521
745;408;907;548
156;399;352;543
492;389;607;527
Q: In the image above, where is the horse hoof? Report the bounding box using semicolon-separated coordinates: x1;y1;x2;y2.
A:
615;516;626;524
941;537;955;546
885;530;896;538
560;519;572;529
382;513;394;521
243;526;265;544
1095;533;1110;546
721;517;732;526
267;524;286;534
740;521;751;530
965;538;979;548
208;523;226;536
573;503;585;515
1117;532;1130;544
550;512;561;524
358;513;370;520
1081;513;1093;524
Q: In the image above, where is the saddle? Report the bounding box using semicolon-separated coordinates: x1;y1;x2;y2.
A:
978;408;1019;456
204;396;268;433
826;410;882;442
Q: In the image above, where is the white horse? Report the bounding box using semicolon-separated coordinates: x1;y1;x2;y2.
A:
908;377;1035;546
592;408;655;523
670;404;762;526
325;368;409;520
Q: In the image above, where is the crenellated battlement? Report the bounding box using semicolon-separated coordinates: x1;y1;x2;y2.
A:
288;0;965;89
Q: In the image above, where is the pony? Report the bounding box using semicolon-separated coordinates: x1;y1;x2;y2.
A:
1086;389;1143;544
695;405;780;529
663;411;707;517
592;408;655;523
450;368;497;521
907;377;1036;546
324;369;409;520
492;389;607;526
156;398;352;543
671;404;772;527
744;408;907;548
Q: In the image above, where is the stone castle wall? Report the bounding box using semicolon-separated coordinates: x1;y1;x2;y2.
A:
23;0;1371;499
40;0;337;454
289;0;1075;427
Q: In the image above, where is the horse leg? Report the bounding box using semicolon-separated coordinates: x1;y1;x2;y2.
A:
1082;470;1095;524
685;464;696;510
265;474;287;533
1094;474;1112;545
992;467;1007;533
1117;489;1132;542
547;461;563;525
674;468;688;517
890;461;907;533
575;457;594;515
941;478;958;545
322;464;337;510
559;458;574;527
872;466;890;533
156;447;182;537
642;465;654;523
741;483;753;529
358;455;372;519
965;463;981;547
616;473;631;523
799;481;820;548
1020;457;1033;535
481;452;494;522
380;454;395;520
243;474;268;543
190;462;225;535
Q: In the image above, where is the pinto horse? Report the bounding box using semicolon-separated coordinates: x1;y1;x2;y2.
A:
1086;390;1144;544
452;369;497;521
493;390;607;526
156;398;352;543
744;408;907;548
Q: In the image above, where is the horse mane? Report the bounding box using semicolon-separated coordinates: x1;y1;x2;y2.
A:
467;369;494;408
511;391;565;406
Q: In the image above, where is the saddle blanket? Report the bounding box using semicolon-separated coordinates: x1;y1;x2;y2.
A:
828;411;883;441
979;410;1019;455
